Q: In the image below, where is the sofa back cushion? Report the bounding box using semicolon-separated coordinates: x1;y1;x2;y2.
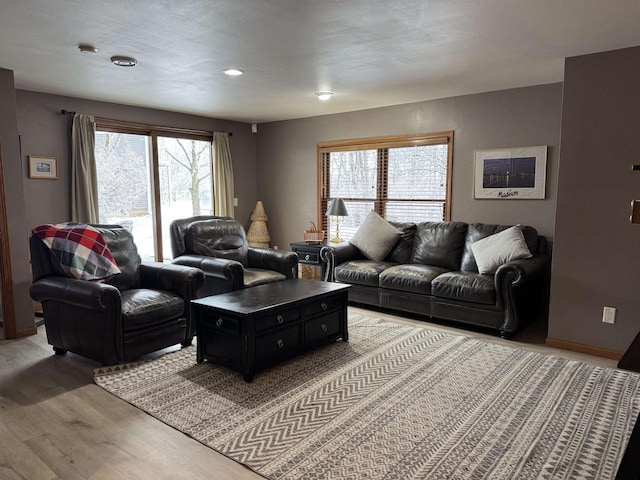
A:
386;222;417;264
411;222;468;271
460;223;540;272
185;218;249;266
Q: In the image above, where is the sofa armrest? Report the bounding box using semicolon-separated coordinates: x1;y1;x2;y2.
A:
172;254;244;291
139;262;205;300
248;248;298;278
321;243;363;281
494;254;550;289
30;276;121;311
494;253;551;336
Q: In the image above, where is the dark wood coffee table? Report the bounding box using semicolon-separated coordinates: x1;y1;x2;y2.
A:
192;279;350;381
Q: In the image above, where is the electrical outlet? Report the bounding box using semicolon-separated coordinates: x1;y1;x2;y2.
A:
602;306;616;324
233;198;239;207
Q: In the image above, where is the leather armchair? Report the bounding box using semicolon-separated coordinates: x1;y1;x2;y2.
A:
170;216;298;297
29;224;205;365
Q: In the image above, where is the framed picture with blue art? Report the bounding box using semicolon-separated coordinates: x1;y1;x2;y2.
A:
474;145;547;199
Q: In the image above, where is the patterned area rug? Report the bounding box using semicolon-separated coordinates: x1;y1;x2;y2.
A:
94;316;640;479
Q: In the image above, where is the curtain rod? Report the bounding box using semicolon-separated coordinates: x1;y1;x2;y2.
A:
60;109;233;136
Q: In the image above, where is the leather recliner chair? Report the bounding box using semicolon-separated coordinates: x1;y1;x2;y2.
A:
170;215;298;297
29;224;205;365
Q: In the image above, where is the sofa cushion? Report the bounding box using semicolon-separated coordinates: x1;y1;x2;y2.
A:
379;264;449;294
349;211;402;261
461;223;539;272
470;225;533;274
121;288;184;332
335;260;396;287
386;222;417;264
431;272;496;305
411;221;468;271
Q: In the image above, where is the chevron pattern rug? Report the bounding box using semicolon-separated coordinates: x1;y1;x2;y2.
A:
94;315;640;479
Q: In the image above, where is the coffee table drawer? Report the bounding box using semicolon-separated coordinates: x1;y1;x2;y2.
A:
304;293;344;317
256;324;301;364
305;311;341;344
202;315;239;334
256;307;301;332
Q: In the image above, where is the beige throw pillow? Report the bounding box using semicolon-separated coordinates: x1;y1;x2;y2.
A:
349;211;402;261
471;225;533;274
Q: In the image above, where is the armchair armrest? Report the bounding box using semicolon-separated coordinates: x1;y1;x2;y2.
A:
172;254;244;291
30;276;121;311
248;248;298;278
139;262;205;300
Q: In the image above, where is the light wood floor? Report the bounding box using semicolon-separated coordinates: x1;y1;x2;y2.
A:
0;307;619;480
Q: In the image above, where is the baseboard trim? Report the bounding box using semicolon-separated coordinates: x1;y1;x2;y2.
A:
14;326;37;338
546;337;623;360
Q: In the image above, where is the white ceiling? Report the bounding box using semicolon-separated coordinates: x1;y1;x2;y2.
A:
2;1;640;124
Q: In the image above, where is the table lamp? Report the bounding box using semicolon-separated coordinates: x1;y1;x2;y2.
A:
326;198;349;243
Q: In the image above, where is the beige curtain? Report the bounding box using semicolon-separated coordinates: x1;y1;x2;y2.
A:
71;114;99;223
212;131;235;217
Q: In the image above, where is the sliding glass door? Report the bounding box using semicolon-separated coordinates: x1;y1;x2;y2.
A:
157;136;212;261
95;128;213;262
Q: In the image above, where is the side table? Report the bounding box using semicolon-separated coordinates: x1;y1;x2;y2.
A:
290;241;331;280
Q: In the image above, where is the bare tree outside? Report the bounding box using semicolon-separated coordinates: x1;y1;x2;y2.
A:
159;138;212;215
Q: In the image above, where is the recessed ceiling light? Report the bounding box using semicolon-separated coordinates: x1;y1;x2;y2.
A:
314;91;334;101
111;55;138;67
223;69;244;76
78;44;98;55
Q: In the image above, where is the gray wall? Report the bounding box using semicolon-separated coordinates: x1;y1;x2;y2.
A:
256;84;562;252
16;90;258;233
0;69;34;335
549;46;640;352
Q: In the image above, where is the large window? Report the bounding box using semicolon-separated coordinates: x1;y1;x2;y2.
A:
94;120;213;262
318;132;453;240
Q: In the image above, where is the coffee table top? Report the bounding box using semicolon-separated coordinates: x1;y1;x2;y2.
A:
192;279;350;316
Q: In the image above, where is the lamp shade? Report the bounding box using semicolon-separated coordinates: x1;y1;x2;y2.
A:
326;198;348;217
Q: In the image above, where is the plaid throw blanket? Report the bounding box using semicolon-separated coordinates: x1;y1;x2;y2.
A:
32;223;121;281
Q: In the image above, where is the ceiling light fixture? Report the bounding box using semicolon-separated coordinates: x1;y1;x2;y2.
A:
78;44;98;55
315;91;334;101
110;55;138;67
223;69;244;76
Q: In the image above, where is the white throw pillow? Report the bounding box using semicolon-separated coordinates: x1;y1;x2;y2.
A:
349;211;402;261
471;225;533;274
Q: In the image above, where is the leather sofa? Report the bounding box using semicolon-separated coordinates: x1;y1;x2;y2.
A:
170;215;298;297
29;224;205;364
323;221;550;338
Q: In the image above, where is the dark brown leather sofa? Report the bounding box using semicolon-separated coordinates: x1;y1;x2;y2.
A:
170;216;298;297
29;224;205;364
324;222;550;338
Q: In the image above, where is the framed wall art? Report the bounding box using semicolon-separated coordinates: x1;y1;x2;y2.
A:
28;155;58;179
474;145;547;199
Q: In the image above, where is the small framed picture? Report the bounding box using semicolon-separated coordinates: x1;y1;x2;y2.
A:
474;146;547;199
28;156;58;179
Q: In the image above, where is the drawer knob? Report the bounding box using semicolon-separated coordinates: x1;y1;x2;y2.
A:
277;339;284;349
277;314;284;324
321;302;327;311
321;324;328;332
305;254;310;261
216;318;223;327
